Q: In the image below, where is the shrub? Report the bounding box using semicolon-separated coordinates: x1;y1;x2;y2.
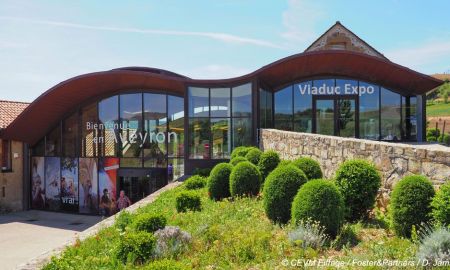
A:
142;259;189;270
208;162;233;200
192;168;211;177
432;182;450;226
176;191;202;212
230;156;247;166
277;160;292;167
291;179;344;237
426;128;440;142
230;146;252;159
391;175;435;238
263;164;308;224
230;161;261;197
332;223;361;250
288;219;329;250
417;227;450;264
115;231;156;264
115;210;134;231
154;226;192;258
132;213;167;233
291;157;323;180
438;133;450;145
184;175;207;190
257;150;280;181
245;148;263;165
334;159;381;221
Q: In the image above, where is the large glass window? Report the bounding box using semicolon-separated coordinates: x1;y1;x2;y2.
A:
259;88;273;128
381;88;401;141
168;95;184;158
294;81;312;132
359;82;380;140
232;118;252;148
143;94;167;167
189;87;209;117
62;113;78;157
189;118;210;159
212;118;230;158
211;88;230;117
274;86;293;131
232;83;252;117
120;94;143;162
46;124;61;156
402;96;417;140
81;103;98;157
98;96;118;157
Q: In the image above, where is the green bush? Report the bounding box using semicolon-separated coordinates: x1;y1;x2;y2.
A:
115;210;134;231
132;213;167;233
391;175;435;238
230;156;247;166
438;133;450;145
277;160;292;167
416;227;450;264
245;148;263;165
334;159;381;221
263;165;308;224
115;231;156;265
426;128;440;142
192;168;211;177
176;191;202;213
431;182;450;226
184;175;207;190
257;150;280;181
142;259;189;270
230;146;253;159
291;157;323;180
208;162;233;200
230;161;261;197
291;179;344;237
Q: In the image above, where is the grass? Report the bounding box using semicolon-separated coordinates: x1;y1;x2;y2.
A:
427;102;450;117
43;183;418;270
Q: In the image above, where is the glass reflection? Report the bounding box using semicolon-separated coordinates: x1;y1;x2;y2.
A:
210;88;230;117
233;118;252;148
189;118;210;159
381;88;401;141
275;86;293;131
168;95;184;157
143;94;167;165
98;96;118;156
212;118;231;159
232;83;252;117
120;94;143;158
359;82;380;140
294;82;312;132
189;87;209;117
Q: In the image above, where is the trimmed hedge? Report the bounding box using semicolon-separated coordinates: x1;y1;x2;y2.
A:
258;150;280;181
192;168;211;177
230;161;261;197
432;182;450;226
391;175;435;238
132;213;167;233
291;157;323;180
115;231;156;264
184;175;207;190
230;156;247;166
334;159;381;221
291;179;344;237
208;163;233;200
277;160;292;167
176;191;202;212
245;148;263;165
263;164;308;224
230;146;252;159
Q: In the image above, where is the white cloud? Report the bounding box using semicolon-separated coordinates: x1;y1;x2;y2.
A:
0;41;28;49
281;0;323;47
0;16;283;49
185;64;252;79
385;40;450;71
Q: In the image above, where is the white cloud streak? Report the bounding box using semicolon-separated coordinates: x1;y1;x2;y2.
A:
0;16;284;49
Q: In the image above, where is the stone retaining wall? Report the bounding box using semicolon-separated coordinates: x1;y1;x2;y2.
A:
260;129;450;196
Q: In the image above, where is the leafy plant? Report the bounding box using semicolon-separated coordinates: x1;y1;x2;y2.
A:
230;146;253;159
142;259;189;270
257;150;280;181
230;161;261;197
288;219;329;250
115;210;134;231
245;148;262;165
426;128;440;142
208;162;233;200
291;157;323;180
431;182;450;226
229;156;247;166
175;191;202;213
332;223;361;250
263;164;307;224
417;226;450;265
132;213;167;233
184;175;207;190
154;226;192;258
334;159;381;221
390;175;435;238
115;231;156;265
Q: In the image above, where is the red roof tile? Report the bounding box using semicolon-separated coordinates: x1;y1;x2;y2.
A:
0;100;29;129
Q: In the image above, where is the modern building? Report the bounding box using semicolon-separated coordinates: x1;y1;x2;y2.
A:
0;22;443;215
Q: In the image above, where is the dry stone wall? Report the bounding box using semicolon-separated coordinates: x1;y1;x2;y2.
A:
260;129;450;197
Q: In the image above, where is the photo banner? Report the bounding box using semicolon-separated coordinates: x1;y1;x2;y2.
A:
45;157;61;211
61;158;79;212
99;157;119;216
79;158;98;214
31;157;45;209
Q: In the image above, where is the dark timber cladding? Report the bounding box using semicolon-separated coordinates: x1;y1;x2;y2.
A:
1;50;442;145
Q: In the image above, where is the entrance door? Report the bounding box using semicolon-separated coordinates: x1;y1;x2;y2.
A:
313;96;358;137
118;168;167;205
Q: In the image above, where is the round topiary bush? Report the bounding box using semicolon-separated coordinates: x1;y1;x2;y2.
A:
391;175;435;238
291;157;323;180
263;164;308;224
277;160;292;167
258;150;280;181
230;146;252;159
132;213;167;233
176;191;202;213
230;156;247;166
229;161;261;197
184;175;207;190
432;182;450;226
291;179;344;237
208;162;233;200
334;159;381;221
115;231;156;265
245;148;263;165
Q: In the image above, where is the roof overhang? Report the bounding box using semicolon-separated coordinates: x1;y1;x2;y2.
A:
1;50;442;145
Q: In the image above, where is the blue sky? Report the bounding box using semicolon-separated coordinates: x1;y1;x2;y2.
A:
1;0;450;102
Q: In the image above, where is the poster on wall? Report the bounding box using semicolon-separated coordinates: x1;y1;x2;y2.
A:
79;158;98;214
31;157;45;209
61;158;79;212
45;157;61;211
98;158;119;216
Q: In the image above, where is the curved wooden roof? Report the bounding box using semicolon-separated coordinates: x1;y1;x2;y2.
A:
1;50;442;144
